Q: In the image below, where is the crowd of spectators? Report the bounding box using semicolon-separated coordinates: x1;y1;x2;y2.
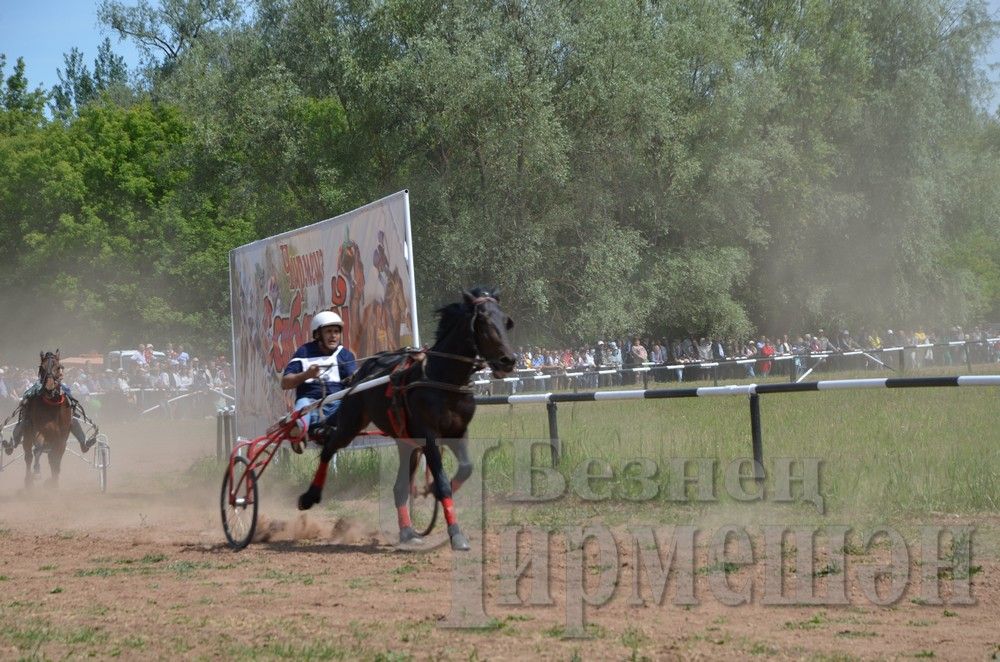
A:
0;342;234;409
2;324;996;408
509;324;1000;378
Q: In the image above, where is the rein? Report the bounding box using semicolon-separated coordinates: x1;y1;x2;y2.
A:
422;349;484;369
340;295;497;372
319;292;501;399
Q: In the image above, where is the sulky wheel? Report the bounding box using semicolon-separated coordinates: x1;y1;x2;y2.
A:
95;437;111;493
221;455;258;550
408;450;439;538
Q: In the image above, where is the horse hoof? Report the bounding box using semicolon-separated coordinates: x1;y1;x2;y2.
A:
399;527;423;545
297;486;321;511
447;524;470;552
82;437;97;453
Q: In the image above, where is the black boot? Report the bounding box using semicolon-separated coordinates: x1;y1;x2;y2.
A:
71;417;95;452
8;418;23;454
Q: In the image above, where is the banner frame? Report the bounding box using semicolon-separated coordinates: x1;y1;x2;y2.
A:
227;190;418;439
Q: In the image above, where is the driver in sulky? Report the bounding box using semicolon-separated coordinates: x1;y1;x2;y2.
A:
280;311;357;453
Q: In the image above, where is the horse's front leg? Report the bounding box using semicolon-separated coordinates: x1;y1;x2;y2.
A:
22;441;34;489
297;430;338;510
297;403;362;511
423;434;469;551
45;440;65;488
443;434;473;494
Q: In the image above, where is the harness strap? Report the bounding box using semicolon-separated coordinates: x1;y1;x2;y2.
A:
41;393;66;406
384;354;421;439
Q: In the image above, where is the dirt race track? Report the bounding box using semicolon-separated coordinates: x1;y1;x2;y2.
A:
1;419;998;660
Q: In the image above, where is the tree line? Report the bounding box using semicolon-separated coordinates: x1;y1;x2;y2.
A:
1;0;999;357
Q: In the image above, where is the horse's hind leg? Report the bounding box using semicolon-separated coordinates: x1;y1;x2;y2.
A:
297;403;368;511
423;435;469;551
394;443;421;543
45;442;65;488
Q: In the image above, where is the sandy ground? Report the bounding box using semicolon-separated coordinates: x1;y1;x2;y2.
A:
1;418;998;660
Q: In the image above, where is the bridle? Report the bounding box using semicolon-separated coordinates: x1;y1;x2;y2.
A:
39;353;63;398
425;296;503;368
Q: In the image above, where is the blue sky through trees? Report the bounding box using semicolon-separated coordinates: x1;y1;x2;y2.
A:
1;0;999;105
1;1;140;93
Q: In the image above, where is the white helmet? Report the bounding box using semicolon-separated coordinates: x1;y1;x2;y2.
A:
310;311;344;335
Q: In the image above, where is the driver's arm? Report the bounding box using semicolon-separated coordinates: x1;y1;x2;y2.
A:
281;366;314;390
280;363;321;390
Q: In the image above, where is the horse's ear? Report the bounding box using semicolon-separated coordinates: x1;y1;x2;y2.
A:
56;349;60;359
491;288;501;302
40;351;44;362
461;289;475;304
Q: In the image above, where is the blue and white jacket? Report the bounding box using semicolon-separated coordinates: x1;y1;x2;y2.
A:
283;341;357;401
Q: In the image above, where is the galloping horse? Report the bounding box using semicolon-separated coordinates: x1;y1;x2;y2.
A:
297;288;516;550
19;351;74;488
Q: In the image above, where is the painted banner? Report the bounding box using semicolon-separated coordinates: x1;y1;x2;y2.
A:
229;191;418;438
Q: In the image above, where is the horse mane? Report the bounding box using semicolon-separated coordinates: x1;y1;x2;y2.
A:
433;287;498;343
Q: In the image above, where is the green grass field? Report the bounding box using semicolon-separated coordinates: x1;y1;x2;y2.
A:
266;364;1000;554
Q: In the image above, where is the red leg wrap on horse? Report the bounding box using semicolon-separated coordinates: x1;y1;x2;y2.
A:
311;461;329;489
442;496;457;526
397;506;412;529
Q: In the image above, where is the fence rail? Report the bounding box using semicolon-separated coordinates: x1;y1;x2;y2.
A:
473;374;1000;469
210;338;1000;466
472;337;1000;393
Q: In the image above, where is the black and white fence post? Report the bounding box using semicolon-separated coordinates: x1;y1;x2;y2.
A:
748;393;765;484
546;401;561;466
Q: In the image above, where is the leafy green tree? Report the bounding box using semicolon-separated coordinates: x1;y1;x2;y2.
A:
51;39;131;119
98;0;242;78
0;55;47;133
3;0;999;358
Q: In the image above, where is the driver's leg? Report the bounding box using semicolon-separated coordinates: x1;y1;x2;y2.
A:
288;397;315;453
70;417;89;450
291;397;315;434
317;400;341;436
11;399;27;446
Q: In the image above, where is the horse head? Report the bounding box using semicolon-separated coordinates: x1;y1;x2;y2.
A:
462;287;516;377
38;350;63;396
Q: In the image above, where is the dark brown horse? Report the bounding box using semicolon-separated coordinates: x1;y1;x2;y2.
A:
19;351;74;488
297;288;516;550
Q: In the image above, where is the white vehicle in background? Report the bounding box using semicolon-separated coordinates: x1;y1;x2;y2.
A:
104;349;167;372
